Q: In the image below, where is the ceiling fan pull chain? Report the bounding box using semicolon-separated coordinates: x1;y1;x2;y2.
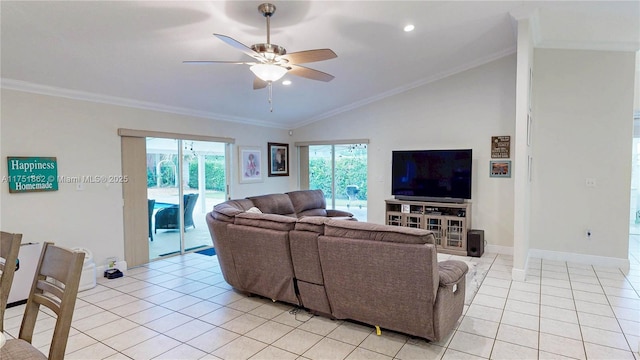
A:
268;81;274;112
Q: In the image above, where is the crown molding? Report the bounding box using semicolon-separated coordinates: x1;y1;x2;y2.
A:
535;40;640;52
293;46;517;128
0;79;289;129
2;47;518;132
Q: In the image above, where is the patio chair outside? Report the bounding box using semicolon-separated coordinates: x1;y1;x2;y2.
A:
154;193;199;233
148;199;156;241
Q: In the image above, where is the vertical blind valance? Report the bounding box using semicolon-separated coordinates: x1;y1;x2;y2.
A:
118;128;235;144
294;139;369;147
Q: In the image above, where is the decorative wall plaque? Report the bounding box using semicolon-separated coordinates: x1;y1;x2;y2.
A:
491;136;511;159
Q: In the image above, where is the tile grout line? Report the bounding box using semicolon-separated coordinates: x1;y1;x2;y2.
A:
592;264;637;354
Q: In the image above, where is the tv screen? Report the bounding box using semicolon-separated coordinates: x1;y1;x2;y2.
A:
391;149;472;200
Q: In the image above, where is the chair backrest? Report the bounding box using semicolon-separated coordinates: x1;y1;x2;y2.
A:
0;231;22;332
184;193;199;226
19;242;84;360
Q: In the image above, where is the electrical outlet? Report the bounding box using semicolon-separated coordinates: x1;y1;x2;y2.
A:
586;178;596;187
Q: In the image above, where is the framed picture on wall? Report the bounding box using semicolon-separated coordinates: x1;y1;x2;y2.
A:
490;160;511;178
238;146;263;183
268;142;289;177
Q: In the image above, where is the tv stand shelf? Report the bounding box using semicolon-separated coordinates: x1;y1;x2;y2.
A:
385;199;471;256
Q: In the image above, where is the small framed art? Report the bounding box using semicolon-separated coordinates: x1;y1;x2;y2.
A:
490;160;511;178
238;146;263;183
268;142;289;177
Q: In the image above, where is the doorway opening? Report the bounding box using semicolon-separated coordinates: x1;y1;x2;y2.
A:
146;138;228;260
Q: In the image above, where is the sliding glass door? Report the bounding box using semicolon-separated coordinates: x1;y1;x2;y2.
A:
308;143;368;220
146;138;228;260
147;138;182;258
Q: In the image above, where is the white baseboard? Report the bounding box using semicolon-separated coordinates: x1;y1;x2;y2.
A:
485;244;513;255
486;244;530;281
528;249;630;273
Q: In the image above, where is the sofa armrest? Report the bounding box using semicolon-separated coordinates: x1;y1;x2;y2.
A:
438;260;468;287
326;209;354;218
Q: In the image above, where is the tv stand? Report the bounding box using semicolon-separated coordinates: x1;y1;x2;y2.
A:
385;199;471;256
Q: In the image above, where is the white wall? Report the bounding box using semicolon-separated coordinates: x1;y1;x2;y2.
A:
0;89;292;267
635;53;639;111
531;49;635;261
294;55;517;248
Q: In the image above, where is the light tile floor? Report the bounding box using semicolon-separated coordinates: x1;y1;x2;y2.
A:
3;235;639;360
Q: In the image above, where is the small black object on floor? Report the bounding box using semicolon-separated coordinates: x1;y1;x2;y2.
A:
104;268;123;279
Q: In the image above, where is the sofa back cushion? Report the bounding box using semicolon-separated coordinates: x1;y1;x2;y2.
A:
248;194;296;217
286;190;327;217
212;199;255;222
294;216;329;234
234;212;297;231
324;219;434;244
227;224;299;305
318;236;439;339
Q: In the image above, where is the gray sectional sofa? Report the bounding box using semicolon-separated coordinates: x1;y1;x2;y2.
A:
205;189;468;341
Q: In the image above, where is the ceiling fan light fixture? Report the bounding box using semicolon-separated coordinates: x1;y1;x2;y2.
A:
250;63;288;82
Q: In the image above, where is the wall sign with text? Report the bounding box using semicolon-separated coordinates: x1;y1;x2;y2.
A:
6;157;58;193
491;136;511;158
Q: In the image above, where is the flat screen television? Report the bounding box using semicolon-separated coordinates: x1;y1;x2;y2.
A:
391;149;472;202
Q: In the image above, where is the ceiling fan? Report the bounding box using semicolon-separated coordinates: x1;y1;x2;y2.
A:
184;3;337;110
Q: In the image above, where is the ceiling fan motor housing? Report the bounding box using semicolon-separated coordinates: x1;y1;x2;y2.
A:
258;3;276;17
251;43;287;60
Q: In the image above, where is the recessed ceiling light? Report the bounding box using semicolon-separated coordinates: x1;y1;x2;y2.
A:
404;24;415;32
282;80;292;85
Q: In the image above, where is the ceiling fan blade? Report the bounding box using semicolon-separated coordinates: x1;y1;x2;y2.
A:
253;77;268;90
288;65;335;82
183;61;258;65
281;49;337;64
214;33;265;62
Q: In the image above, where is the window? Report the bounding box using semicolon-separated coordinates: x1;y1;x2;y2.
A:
298;141;368;220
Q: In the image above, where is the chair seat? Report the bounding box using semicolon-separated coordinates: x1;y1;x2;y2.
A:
1;339;48;359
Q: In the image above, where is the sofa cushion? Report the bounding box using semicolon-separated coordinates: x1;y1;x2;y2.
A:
212;200;254;222
324;219;434;244
438;260;469;287
248;194;296;217
326;209;355;218
294;216;329;234
286;189;327;217
234;212;297;231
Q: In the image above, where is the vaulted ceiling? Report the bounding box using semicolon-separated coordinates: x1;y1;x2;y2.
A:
2;1;638;128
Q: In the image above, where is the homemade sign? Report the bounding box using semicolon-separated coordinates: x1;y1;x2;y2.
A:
6;157;58;193
491;136;511;158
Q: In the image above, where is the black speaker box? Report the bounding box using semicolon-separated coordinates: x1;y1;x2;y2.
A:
467;229;484;257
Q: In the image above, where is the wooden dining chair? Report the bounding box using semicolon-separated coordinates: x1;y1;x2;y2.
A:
1;231;22;332
0;242;84;360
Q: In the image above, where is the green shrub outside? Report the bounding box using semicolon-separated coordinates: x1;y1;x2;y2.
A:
309;156;367;200
149;157;178;187
148;154;366;197
147;168;156;187
187;155;225;191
